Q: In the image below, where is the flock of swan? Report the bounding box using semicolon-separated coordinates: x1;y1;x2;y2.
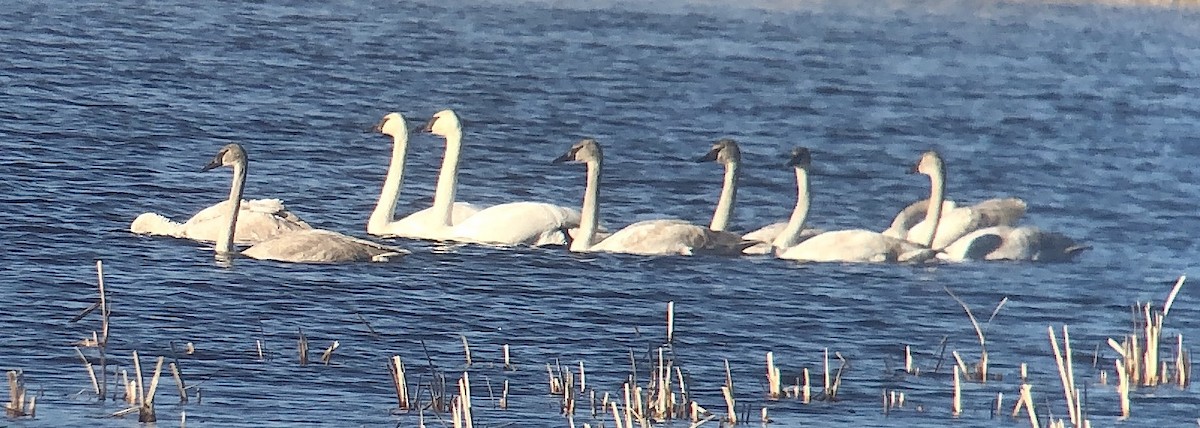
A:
130;109;1087;264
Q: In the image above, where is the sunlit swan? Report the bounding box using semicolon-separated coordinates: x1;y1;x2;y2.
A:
696;138;741;232
421;109;582;245
703;144;822;255
938;225;1089;262
900;151;1027;249
131;199;311;245
204;144;407;263
553;138;749;256
773;148;935;263
367;112;481;239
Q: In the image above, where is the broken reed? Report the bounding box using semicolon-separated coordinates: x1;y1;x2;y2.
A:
6;370;35;418
765;350;840;403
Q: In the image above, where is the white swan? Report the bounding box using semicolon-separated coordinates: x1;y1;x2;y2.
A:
553;138;749;256
900;151;1027;250
367;112;481;239
131;199;311;245
419;109;582;246
204;144;407;263
701;143;822;255
773;148;936;263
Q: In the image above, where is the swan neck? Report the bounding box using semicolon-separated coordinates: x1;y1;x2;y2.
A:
572;159;602;252
772;167;810;250
218;160;246;254
709;161;738;231
368;132;409;233
430;129;462;228
920;166;946;247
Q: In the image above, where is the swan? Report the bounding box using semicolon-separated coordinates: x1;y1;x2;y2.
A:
553;138;750;256
131;199;311;245
698;143;822;255
900;151;1027;250
773;148;936;263
203;143;407;263
420;109;582;246
938;225;1089;262
367;112;481;239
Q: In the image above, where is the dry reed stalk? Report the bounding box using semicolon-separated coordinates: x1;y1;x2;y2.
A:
320;341;339;365
461;336;472;367
500;379;508;410
121;370;134;404
297;329;308;366
547;363;563;394
95;260;110;399
905;345;913;374
1048;326;1081;426
137;356;164;423
766;352;781;399
1114;359;1130;419
945;287;999;382
170;363;187;404
994;392;1003;418
388;355;410;409
1020;384;1038;428
952;365;962;416
721;385;736;425
1175;334;1190;387
723;359;733;396
458;372;472;428
503;344;512;371
760;407;768;423
802;368;811;403
73;347;99;395
610;401;624;428
6;370;32;418
255;340;264;361
185;342;195;355
579;361;587;392
666;301;675;344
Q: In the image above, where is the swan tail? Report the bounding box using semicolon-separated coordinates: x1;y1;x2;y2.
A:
130;212;184;237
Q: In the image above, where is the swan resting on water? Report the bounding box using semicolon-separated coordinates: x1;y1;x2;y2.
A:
768;147;936;263
414;109;583;246
203;143;407;263
553;138;750;256
368;112;481;239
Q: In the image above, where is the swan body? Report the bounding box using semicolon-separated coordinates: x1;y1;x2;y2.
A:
767;147;936;263
741;223;824;255
417;109;582;245
131;198;311;245
205;144;407;263
554;138;750;256
778;229;936;263
368;112;481;239
938;226;1089;262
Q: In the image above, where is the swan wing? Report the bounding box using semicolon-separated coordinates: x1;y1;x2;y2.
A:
591;219;748;256
135;199;311;245
940;225;1086;262
882;199;957;238
741;222;824;255
243;229;408;263
450;202;581;246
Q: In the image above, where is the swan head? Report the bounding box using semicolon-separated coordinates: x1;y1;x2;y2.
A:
423;109;462;137
553;138;602;164
374;112;409;136
201;143;247;172
696;138;741;165
786;147;812;169
913;150;943;177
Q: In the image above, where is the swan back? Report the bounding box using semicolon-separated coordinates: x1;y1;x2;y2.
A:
450;201;582;246
590;219;750;256
242;229;408;263
939;225;1087;262
779;229;935;263
906;197;1027;249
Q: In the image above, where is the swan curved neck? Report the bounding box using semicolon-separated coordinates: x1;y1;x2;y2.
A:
367;132;409;233
772;167;810;250
709;161;738;231
431;129;462;228
572;159;602;252
218;161;247;254
920;165;946;247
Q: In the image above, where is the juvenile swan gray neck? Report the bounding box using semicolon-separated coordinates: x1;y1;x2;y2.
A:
201;144;248;255
554;139;603;252
699;139;740;232
368;113;410;234
916;151;946;248
771;148;812;250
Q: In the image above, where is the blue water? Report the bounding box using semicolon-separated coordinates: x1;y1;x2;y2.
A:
1;0;1198;426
